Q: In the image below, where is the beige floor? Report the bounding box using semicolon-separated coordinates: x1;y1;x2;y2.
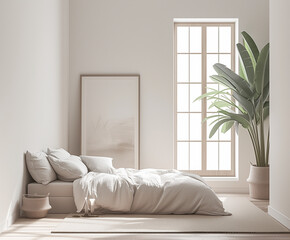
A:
1;194;289;240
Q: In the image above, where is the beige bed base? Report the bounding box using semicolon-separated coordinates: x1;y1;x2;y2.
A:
27;181;76;214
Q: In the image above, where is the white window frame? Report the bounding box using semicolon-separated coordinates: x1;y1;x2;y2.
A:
174;21;237;177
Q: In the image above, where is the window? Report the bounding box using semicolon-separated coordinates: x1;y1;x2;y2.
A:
174;22;236;176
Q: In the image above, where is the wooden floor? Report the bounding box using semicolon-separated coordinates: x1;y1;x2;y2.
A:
1;195;289;240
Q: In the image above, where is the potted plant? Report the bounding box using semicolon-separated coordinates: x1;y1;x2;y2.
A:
196;31;269;199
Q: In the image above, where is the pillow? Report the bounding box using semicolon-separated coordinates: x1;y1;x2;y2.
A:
48;155;88;182
80;155;114;173
25;151;57;185
47;148;70;159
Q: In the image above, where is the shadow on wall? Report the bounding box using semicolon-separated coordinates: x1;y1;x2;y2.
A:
1;153;34;232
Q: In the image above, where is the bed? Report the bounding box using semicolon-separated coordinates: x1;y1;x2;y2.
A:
26;148;230;216
28;169;230;216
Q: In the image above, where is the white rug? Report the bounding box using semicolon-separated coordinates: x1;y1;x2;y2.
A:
53;197;289;233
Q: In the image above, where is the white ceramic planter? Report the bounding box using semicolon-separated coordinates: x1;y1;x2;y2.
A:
22;194;51;218
247;165;269;200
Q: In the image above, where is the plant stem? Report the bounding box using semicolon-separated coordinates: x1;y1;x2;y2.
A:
260;108;265;167
248;128;259;165
252;115;261;166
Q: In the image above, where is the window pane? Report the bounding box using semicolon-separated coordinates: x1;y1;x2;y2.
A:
190;27;201;53
207;142;218;170
177;113;189;140
190;54;202;82
190;84;201;112
207;54;218;82
219;27;231;53
207;113;219;141
207;27;218;53
177;54;189;82
190;142;201;170
219;54;231;69
190;113;201;140
219;142;231;170
206;83;219;112
177;84;189;112
177;142;189;170
177;27;189;53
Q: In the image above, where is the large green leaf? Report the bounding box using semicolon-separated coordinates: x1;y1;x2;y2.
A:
263;105;269;120
210;75;237;91
218;109;250;129
241;31;259;68
255;43;269;94
263;83;270;103
193;88;230;102
221;120;235;133
263;101;269;120
213;63;253;99
210;94;246;113
264;57;269;88
202;114;220;123
255;84;269;119
209;100;231;109
209;118;232;138
239;61;246;80
207;86;231;94
237;43;255;86
209;116;227;126
193;90;218;102
232;91;255;118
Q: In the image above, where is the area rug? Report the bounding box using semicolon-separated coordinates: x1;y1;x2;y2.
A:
52;197;289;233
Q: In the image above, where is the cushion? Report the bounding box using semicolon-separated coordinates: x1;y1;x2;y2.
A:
48;154;88;182
80;155;114;173
47;148;70;159
25;151;57;185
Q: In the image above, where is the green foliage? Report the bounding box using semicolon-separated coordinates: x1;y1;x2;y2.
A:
195;31;269;167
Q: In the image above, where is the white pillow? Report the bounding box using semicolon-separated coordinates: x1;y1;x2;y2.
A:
80;155;114;173
48;155;88;182
26;151;57;185
47;148;70;159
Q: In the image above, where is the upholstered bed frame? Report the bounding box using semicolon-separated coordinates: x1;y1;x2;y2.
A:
28;181;76;213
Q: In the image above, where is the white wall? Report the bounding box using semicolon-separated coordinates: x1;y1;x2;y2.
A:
69;0;269;192
0;0;69;232
269;0;290;229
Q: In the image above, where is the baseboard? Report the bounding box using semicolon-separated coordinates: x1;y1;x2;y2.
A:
0;217;13;234
268;205;290;229
0;220;5;233
0;208;19;233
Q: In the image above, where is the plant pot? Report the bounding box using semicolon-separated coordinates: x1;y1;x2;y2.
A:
21;194;51;218
247;165;269;200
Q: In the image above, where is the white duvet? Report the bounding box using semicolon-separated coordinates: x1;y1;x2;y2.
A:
73;168;230;216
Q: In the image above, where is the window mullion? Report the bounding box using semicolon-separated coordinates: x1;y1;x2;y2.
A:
231;23;236;175
188;27;191;170
201;26;207;173
217;26;220;170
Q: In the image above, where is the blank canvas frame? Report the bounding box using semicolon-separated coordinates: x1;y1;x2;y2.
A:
81;75;140;169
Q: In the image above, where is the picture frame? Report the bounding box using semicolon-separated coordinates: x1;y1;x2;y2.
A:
81;75;140;169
